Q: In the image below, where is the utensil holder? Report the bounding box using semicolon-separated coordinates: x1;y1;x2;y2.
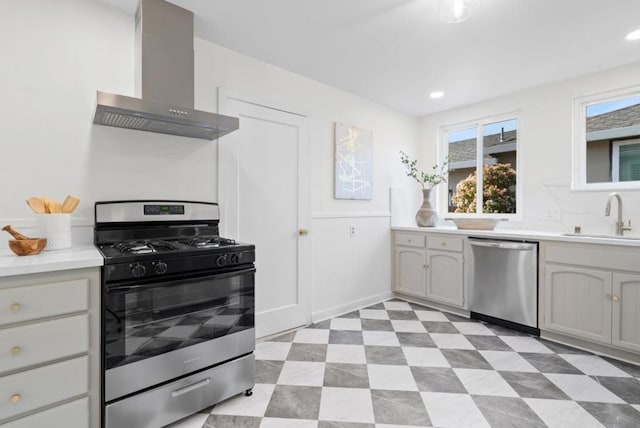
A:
35;214;71;250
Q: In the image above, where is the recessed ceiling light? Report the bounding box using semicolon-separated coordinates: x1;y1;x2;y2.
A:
626;28;640;41
430;91;444;99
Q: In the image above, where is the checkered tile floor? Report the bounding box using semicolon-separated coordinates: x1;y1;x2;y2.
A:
179;299;640;428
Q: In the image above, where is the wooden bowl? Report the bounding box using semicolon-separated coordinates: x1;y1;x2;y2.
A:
445;218;507;230
8;238;47;256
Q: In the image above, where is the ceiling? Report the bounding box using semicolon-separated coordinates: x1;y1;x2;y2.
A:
100;0;640;116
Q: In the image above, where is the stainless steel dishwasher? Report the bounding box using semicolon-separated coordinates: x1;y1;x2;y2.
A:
468;238;539;335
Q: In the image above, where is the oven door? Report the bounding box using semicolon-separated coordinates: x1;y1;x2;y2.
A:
103;266;255;402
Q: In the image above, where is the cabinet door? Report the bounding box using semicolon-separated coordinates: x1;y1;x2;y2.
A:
612;272;640;352
544;264;612;344
395;247;426;297
426;250;464;307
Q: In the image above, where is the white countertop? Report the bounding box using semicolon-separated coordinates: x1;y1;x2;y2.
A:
392;225;640;247
0;245;103;277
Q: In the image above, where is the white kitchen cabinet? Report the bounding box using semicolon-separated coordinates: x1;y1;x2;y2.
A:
0;268;100;428
393;232;465;308
612;272;640;353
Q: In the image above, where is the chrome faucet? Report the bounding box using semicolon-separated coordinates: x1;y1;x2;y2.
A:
605;192;632;236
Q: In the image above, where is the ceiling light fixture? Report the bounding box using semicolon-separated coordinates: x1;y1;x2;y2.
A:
438;0;480;24
626;28;640;41
430;91;445;99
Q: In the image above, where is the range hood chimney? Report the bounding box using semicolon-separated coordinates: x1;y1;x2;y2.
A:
93;0;238;140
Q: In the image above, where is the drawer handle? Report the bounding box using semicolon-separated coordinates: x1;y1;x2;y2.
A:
10;303;22;313
11;346;21;356
10;394;20;404
171;378;210;398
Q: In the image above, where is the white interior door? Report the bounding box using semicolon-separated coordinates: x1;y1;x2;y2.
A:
218;90;311;338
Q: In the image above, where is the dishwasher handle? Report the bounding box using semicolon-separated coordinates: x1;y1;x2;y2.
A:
469;240;537;251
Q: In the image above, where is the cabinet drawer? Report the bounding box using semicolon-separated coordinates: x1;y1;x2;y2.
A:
0;315;89;375
396;233;425;248
0;356;88;421
0;279;88;326
1;397;88;428
428;235;463;252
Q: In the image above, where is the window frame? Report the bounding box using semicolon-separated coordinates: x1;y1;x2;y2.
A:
612;139;640;182
572;85;640;191
438;111;522;220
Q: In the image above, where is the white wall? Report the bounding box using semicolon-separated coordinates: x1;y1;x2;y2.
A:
0;0;416;318
416;61;640;235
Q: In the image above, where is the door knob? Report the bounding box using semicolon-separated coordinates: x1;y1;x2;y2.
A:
10;394;20;404
298;228;309;236
10;303;21;313
11;346;21;356
612;295;620;302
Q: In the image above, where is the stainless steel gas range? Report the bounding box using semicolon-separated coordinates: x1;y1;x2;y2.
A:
94;200;255;428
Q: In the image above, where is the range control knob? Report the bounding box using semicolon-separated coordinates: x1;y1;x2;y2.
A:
154;261;168;274
229;253;240;265
131;263;146;278
216;255;227;267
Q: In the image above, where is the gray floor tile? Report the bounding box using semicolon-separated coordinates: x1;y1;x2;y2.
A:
444;312;472;322
387;310;418;320
308;320;332;329
487;323;530;336
255;360;284;384
365;346;407;365
317;422;375;428
329;330;364;345
371;389;431;426
410;366;467;393
466;335;512;351
499;371;570;400
601;356;640;378
264;385;322;419
441;349;492;369
593;376;640;404
267;331;296;342
396;332;436;348
363;303;385;310
520;352;584;374
473;395;547;428
337;310;361;319
408;302;431;311
361;319;394;331
422;321;459;334
323;363;370;388
579;402;640;427
535;338;592;355
287;343;328;362
203;414;262;428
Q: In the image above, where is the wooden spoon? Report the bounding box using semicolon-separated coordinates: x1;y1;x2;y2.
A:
26;197;46;214
40;196;51;213
48;199;63;214
61;195;80;213
2;225;33;240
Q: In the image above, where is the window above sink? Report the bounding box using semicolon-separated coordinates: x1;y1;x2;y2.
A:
572;85;640;191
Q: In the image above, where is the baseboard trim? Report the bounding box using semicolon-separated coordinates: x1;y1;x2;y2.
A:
312;291;393;323
393;292;470;318
541;330;640;365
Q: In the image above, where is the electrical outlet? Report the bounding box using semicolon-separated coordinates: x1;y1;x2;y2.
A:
350;224;356;238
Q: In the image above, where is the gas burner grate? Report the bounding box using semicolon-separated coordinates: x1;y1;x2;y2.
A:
178;236;237;248
114;240;179;254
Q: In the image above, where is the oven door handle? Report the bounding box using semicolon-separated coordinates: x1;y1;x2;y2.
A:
171;377;211;398
107;266;256;293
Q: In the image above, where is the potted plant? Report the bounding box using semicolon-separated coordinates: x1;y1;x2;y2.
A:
400;151;448;227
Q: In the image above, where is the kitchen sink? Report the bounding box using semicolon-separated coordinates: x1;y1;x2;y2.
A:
561;233;640;240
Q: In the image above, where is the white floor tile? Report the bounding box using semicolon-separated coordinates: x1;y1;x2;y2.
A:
415;310;449;322
255;341;292;361
294;329;330;344
319;387;375;423
525;398;605;428
277;361;325;386
480;350;538;372
454;368;518;397
210;384;275;417
326;344;367;364
500;336;553;353
430;333;475;350
391;320;427;333
421;392;490;428
544;373;625;403
452;322;495;336
403;347;450;367
367;364;418;391
359;309;390;320
164;412;210;428
330;318;362;331
362;331;401;347
559;354;631;377
260;417;318;427
383;301;413;311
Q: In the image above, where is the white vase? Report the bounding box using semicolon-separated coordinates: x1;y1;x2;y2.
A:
415;188;438;227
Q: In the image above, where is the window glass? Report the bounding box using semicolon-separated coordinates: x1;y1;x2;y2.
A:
447;127;476;213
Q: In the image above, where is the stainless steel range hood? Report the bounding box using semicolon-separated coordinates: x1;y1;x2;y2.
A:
93;0;238;140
